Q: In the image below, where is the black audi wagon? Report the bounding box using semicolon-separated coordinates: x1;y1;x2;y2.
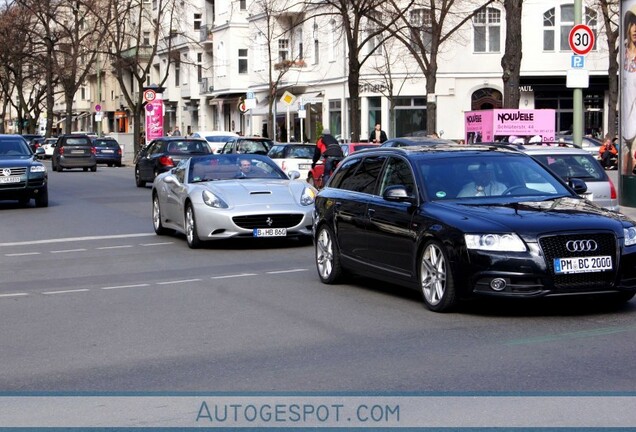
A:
313;144;636;312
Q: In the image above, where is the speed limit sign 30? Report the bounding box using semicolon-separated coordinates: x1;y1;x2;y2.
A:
568;24;595;56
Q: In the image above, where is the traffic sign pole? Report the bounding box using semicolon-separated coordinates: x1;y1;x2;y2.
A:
573;0;583;147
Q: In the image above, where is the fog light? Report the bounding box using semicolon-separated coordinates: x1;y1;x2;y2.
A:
490;278;507;291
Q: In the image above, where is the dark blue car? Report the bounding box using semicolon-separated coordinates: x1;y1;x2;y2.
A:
93;137;122;167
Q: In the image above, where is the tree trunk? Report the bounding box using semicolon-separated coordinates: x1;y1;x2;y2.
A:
425;69;437;136
501;0;523;108
348;59;361;142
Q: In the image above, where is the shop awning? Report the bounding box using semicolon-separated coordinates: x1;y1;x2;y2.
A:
54;117;67;125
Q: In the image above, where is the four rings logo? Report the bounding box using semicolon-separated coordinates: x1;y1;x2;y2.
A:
2;168;10;177
566;240;598;252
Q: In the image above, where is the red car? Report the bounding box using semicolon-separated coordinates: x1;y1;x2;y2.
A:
308;143;380;188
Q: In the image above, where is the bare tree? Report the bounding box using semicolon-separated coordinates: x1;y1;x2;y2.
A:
385;0;494;135
597;0;619;139
500;0;522;108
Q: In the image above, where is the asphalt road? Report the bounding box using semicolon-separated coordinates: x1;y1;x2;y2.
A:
1;161;635;393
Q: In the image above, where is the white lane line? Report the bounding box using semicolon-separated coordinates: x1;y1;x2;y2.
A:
96;245;134;250
157;279;202;285
0;233;155;247
0;293;29;298
140;242;174;246
4;252;41;257
50;249;87;254
211;273;258;279
101;284;150;290
42;289;90;295
266;269;309;274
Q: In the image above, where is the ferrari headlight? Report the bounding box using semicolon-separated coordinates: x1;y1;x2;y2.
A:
624;227;636;246
202;190;228;208
300;186;316;206
465;233;527;252
30;164;46;173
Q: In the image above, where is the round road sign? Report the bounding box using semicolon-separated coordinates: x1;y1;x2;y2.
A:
568;24;594;56
143;89;157;102
238;100;248;113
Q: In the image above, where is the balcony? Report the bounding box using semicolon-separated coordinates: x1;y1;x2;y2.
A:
200;25;213;46
121;45;153;61
200;77;214;94
274;59;306;71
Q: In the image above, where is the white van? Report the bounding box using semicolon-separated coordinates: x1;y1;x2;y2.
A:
192;131;239;153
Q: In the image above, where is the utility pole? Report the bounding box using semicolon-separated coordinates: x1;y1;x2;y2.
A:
573;0;583;146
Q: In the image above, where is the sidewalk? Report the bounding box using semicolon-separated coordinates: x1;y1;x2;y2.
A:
620;205;636;220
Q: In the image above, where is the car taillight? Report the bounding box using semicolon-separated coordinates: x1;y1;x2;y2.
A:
117;149;122;156
609;177;617;200
91;147;96;155
59;147;64;155
159;155;174;167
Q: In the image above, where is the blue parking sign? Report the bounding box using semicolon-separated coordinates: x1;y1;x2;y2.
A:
571;55;585;69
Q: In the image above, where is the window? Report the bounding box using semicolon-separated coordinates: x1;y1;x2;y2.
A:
337;156;386;194
194;13;201;31
80;87;86;100
410;8;432;50
278;39;289;62
143;31;150;46
174;58;180;86
239;0;246;10
197;53;203;82
329;20;336;62
379;157;415;197
473;7;500;53
238;48;248;74
543;5;598;52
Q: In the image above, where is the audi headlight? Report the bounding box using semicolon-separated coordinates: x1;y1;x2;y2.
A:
202;190;228;208
625;227;636;246
300;186;316;206
465;233;527;252
30;164;46;173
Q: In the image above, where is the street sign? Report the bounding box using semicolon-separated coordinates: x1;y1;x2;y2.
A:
246;91;255;99
280;91;296;106
95;104;102;112
568;24;594;56
238;100;248;113
571;55;585;69
143;89;157;102
95;112;103;121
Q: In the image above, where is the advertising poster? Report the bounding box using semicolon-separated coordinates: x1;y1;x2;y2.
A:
622;0;636;176
145;96;164;142
465;109;555;144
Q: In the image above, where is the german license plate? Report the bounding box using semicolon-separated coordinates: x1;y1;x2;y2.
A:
71;150;84;154
253;228;287;237
102;149;114;153
554;255;612;274
299;163;311;170
0;176;20;184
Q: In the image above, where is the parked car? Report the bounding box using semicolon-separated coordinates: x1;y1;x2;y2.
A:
191;131;239;153
313;144;636;312
135;136;212;187
557;135;603;159
51;134;97;172
151;153;315;248
22;134;45;154
93;137;122;167
381;136;454;148
218;137;273;155
518;144;618;211
0;134;48;207
41;138;57;159
267;143;315;179
308;143;380;188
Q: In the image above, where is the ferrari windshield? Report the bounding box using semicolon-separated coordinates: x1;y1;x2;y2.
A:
188;154;288;182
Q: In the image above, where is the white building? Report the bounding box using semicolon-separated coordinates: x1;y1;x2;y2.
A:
134;0;610;142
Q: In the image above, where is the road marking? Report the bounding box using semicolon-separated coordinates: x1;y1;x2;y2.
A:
97;245;134;250
266;268;308;274
50;249;88;254
4;252;41;257
211;273;258;279
101;284;150;290
140;242;174;246
42;289;90;295
0;233;155;247
157;279;202;285
0;293;29;298
505;325;636;346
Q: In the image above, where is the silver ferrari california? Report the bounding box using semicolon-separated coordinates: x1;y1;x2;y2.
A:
151;154;317;248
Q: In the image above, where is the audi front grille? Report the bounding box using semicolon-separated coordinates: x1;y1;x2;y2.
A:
539;232;618;291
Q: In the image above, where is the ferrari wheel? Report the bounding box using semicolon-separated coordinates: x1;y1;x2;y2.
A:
152;194;169;235
185;204;202;249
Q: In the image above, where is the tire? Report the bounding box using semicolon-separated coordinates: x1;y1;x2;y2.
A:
90;165;97;172
34;189;48;208
135;166;146;187
152;194;169;235
185;204;202;249
419;240;457;312
83;167;88;172
116;162;122;167
315;224;342;284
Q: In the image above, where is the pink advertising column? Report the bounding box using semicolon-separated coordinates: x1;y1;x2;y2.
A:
144;89;164;145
